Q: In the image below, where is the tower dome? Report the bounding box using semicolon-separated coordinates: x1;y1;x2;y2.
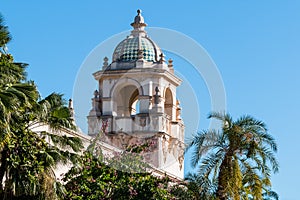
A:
112;10;163;64
113;36;162;62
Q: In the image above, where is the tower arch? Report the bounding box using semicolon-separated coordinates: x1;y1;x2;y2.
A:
109;77;144;98
164;87;174;120
110;78;143;116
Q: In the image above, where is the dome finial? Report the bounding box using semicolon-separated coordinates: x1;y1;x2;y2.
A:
131;9;147;31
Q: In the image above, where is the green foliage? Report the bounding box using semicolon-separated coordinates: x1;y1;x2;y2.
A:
63;150;175;200
184;172;217;200
1;128;49;198
0;90;83;199
170;184;199;200
0;15;11;49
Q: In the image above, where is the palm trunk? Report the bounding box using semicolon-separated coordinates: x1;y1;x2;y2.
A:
0;148;8;193
216;154;231;200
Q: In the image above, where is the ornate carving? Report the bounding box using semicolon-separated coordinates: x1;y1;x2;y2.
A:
154;87;160;105
139;117;146;127
152;116;158;129
162;135;168;163
168;58;173;68
176;100;182;121
159;53;165;64
178;142;184;170
94;90;99;98
178;155;184;170
102;57;109;69
101;118;109;134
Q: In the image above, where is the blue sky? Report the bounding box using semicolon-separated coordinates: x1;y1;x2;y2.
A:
2;1;300;199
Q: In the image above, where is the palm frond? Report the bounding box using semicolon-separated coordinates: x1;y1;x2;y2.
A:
186;130;220;167
208;111;233;129
44;132;83;153
0;15;11;48
197;149;224;177
262;190;279;200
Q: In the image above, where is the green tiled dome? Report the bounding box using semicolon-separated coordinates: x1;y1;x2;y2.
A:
113;36;162;62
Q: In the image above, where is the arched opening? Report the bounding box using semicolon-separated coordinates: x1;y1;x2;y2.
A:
114;85;139;117
164;88;173;119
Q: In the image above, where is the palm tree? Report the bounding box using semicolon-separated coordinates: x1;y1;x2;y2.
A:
0;15;84;199
186;112;279;200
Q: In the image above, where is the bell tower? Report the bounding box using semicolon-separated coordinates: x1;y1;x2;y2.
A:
87;10;185;179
